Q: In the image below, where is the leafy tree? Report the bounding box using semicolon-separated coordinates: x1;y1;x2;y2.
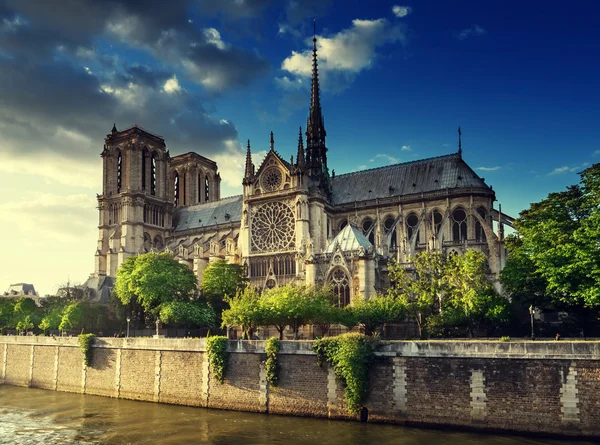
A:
59;302;84;331
0;298;16;331
200;260;247;316
221;286;264;339
159;301;216;328
13;297;39;332
114;252;198;315
348;294;406;336
17;315;35;333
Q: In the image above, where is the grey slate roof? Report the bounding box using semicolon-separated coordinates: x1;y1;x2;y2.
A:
173;195;243;232
325;224;373;253
330;153;492;205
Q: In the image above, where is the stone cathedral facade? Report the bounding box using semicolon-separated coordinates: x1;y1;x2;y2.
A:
86;35;512;304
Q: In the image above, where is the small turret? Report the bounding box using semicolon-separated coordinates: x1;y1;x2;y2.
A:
296;126;305;170
243;139;254;185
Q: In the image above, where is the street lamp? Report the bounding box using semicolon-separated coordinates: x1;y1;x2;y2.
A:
529;305;535;340
126;317;131;338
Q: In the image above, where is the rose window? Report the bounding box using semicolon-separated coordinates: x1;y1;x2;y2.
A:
261;167;283;192
251;202;295;252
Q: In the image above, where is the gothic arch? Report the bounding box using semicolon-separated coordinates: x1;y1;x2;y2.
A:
327;267;351;307
451;206;468;242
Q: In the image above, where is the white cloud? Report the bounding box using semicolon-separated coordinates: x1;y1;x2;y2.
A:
163;75;181;94
392;6;412;18
274;75;305;90
476;166;501;171
593;149;600;156
210;139;268;191
401;145;411;151
376;153;399;164
548;163;590;175
203;28;228;50
458;24;486;40
358;165;368;170
281;18;407;90
1;16;26;33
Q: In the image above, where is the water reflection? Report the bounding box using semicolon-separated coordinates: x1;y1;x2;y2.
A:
0;386;593;445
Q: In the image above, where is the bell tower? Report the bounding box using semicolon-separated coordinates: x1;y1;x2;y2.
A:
95;124;172;277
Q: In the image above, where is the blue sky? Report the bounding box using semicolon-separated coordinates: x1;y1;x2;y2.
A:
0;0;598;296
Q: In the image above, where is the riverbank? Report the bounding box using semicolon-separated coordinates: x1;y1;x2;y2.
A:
1;336;599;438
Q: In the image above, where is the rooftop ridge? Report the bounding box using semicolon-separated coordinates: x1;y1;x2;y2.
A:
335;152;460;179
117;124;164;140
183;194;242;210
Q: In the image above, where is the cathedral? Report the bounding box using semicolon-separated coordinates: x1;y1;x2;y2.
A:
86;34;513;305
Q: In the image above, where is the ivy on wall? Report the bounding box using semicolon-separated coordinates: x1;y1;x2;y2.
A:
312;333;378;415
206;335;229;384
264;337;280;387
78;333;96;367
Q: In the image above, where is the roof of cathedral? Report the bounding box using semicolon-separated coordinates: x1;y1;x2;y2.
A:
330;153;492;205
325;224;373;254
172;195;243;232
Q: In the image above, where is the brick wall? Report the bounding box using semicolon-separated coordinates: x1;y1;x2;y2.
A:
1;337;600;438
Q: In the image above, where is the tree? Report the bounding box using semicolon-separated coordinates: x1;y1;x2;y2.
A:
114;252;198;315
59;302;84;331
200;260;247;316
0;298;16;331
159;301;216;329
13;297;39;333
349;294;406;336
221;287;264;339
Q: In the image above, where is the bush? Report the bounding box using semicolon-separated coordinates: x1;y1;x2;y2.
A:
206;335;229;383
78;333;96;367
312;333;378;415
264;337;280;387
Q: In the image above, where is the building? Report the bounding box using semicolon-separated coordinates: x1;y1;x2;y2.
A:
2;283;43;305
86;34;513;304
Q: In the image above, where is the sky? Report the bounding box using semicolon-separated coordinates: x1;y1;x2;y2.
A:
0;0;598;296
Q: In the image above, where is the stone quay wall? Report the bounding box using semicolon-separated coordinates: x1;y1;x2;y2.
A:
1;336;599;438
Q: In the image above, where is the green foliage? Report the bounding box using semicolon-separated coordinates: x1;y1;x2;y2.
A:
59;302;84;331
221;286;264;339
114;252;198;313
312;333;378;415
0;299;16;330
264;337;280;387
58;302;108;332
201;260;247;314
78;334;96;367
505;163;600;308
206;335;229;383
500;336;511;342
16;315;35;332
159;301;216;328
348;294;405;336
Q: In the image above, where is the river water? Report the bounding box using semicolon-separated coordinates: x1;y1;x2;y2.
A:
0;386;593;445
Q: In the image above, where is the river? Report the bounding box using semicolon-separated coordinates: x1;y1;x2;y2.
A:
0;386;593;445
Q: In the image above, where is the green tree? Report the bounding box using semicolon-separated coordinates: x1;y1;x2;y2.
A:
159;301;216;329
0;298;16;331
59;302;84;331
221;286;264;339
200;260;247;316
13;297;39;333
114;252;198;315
349;294;406;336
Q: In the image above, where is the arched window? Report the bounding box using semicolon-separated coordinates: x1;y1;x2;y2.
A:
117;151;122;193
384;216;397;250
339;220;348;231
205;176;210;202
406;213;419;241
362;218;375;245
328;267;351;307
452;207;467;242
143;233;152;252
154;235;164;250
475;207;487;242
151;154;156;195
197;173;202;203
174;173;179;206
430;210;443;236
141;151;146;190
182;173;187;206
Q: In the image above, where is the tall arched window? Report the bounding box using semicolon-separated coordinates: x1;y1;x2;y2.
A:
475;207;487;242
452;207;467;242
339;220;348;232
362;218;375;245
384;216;397;250
174;173;179;206
182;173;187;206
329;267;351;307
430;210;443;237
141;151;146;190
151;154;156;195
406;213;419;241
197;173;202;203
205;176;210;202
117;151;122;193
143;233;152;252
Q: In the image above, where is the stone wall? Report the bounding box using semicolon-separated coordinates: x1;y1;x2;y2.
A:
1;336;599;438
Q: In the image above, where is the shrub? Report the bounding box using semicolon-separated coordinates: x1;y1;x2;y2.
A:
206;335;229;383
264;337;280;387
312;333;378;415
78;333;96;367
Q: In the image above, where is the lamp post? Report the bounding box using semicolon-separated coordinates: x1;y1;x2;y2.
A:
529;305;535;340
126;317;131;338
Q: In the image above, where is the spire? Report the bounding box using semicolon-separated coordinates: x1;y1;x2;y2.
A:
270;131;274;151
458;126;462;157
296;126;305;170
243;139;254;185
111;123;117;134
